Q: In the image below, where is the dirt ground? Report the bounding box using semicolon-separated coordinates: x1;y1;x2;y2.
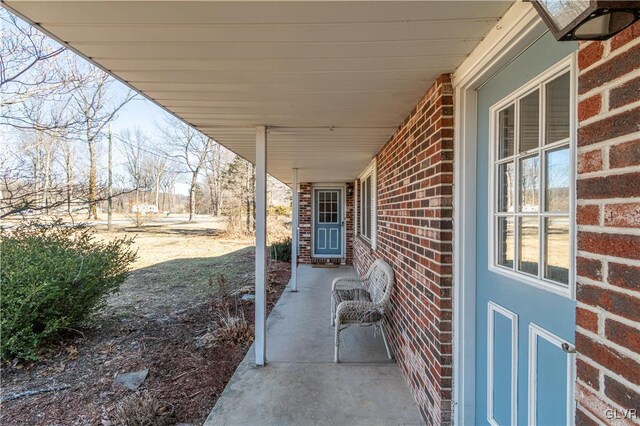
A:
0;214;291;425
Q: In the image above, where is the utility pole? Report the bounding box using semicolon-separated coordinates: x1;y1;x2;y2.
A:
107;125;113;231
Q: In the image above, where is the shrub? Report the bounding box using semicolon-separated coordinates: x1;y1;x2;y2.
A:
268;205;291;216
213;305;253;348
0;220;137;361
270;238;291;263
112;391;173;426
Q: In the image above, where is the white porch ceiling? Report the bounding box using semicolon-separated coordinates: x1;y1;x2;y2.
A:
3;1;513;184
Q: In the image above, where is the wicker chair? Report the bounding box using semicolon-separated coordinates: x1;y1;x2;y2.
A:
330;259;394;363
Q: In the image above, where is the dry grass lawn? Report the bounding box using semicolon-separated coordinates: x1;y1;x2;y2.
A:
0;213;292;425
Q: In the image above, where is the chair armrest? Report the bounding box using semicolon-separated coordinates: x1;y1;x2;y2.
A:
331;276;367;291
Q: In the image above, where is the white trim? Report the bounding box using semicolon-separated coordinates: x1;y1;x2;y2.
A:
311;184;346;259
487;302;518;426
452;3;548;424
486;57;576;299
527;323;576;426
354;178;359;241
357;158;377;249
255;125;267;366
318;229;327;249
330;228;339;250
291;168;298;292
569;52;578;302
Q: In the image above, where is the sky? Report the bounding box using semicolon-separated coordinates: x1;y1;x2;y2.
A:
107;89;193;195
109;84;168;139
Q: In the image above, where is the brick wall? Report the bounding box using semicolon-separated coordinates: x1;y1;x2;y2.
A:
353;74;454;424
575;22;640;425
297;182;354;264
345;182;354;264
298;183;312;264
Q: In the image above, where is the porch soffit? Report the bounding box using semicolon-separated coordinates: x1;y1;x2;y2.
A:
3;0;513;184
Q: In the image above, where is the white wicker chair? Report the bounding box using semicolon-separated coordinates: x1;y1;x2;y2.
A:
330;259;394;363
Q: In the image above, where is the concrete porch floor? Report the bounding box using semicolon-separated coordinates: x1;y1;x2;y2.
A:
205;265;423;425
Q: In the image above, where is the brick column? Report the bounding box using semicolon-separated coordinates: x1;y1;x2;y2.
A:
345;182;354;264
297;183;312;264
575;22;640;425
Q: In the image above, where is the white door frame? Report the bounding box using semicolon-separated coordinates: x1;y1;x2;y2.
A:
451;3;548;424
311;183;346;259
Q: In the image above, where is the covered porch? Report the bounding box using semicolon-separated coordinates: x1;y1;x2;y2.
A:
205;265;423;425
0;2;535;423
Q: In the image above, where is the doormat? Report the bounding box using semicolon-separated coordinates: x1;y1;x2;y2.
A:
312;264;339;268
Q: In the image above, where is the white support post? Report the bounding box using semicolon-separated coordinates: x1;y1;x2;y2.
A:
291;168;299;292
255;125;267;366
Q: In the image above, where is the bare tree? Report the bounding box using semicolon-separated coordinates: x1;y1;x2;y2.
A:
160;119;213;221
221;155;256;234
205;142;225;217
71;67;135;219
160;172;178;212
1;10;82;135
118;128;148;209
149;152;168;210
62;141;73;213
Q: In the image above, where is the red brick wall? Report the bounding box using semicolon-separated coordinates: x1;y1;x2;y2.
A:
575;22;640;424
298;182;354;264
298;183;312;264
353;74;454;424
345;182;354;264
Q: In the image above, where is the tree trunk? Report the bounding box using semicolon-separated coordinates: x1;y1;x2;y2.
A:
42;144;52;214
88;138;98;220
34;141;42;208
65;145;73;214
209;172;222;217
155;176;160;209
171;183;176;212
107;128;113;231
189;178;197;222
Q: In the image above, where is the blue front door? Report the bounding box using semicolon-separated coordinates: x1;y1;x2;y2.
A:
475;33;578;425
313;188;342;257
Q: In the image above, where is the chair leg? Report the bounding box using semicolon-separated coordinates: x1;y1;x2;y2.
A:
334;323;340;363
380;324;393;360
330;296;335;326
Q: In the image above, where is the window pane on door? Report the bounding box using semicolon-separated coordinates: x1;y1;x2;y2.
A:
545;147;570;212
520;90;539;153
498;163;515;212
546;73;570;144
519;155;540;212
518;217;539;276
545;217;569;284
497;217;515;268
499;105;515;159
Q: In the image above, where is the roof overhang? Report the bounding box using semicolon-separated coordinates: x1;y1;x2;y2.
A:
2;0;514;184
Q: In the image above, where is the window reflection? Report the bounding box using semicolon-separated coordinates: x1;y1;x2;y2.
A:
519;155;540;212
518;217;539;276
498;217;514;268
498;162;515;212
494;70;572;288
545;218;569;284
545;148;570;212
